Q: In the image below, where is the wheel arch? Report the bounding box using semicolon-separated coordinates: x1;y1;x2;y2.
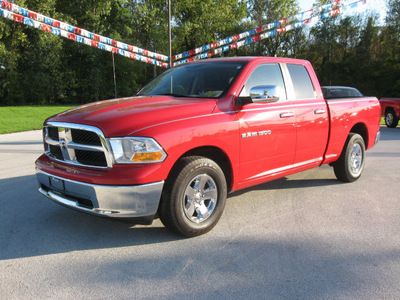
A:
350;122;368;148
384;106;399;128
385;106;395;114
168;146;234;193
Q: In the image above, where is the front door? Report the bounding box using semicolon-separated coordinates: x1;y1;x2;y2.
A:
237;63;296;188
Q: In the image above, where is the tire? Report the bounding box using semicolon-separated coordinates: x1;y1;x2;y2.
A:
159;156;227;237
385;110;399;128
333;133;366;182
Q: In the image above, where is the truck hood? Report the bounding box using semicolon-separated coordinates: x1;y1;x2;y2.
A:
47;96;217;137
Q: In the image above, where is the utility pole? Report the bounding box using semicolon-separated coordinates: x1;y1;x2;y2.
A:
112;52;117;98
168;0;172;68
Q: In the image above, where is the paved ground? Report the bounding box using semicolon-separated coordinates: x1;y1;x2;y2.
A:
1;127;399;299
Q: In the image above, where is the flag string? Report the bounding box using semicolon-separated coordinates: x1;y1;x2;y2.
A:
0;0;169;68
173;0;366;66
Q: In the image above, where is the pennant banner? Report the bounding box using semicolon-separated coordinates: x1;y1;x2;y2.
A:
0;0;169;68
0;0;367;69
172;0;366;65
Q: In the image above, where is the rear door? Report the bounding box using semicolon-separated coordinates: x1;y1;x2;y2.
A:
285;63;329;167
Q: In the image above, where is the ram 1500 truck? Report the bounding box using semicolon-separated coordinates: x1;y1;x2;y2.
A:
380;98;400;128
35;57;381;237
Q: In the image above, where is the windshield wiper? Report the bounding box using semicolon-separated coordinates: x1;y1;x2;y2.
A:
136;92;188;97
155;93;187;97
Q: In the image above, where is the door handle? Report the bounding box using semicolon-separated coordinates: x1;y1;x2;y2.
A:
280;112;294;118
314;109;326;114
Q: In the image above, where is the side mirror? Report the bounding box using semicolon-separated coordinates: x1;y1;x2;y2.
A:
249;85;280;103
237;85;281;106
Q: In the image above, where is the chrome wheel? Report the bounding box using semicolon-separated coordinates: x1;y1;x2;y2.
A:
386;112;394;126
349;143;363;175
183;174;218;223
333;133;365;182
385;110;399;128
159;156;227;237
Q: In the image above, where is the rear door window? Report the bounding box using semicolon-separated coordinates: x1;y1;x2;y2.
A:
287;64;316;99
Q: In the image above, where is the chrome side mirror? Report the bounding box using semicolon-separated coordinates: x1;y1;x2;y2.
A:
237;85;281;105
249;85;280;102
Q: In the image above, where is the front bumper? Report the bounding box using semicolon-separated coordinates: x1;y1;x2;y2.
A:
375;130;381;145
36;168;163;223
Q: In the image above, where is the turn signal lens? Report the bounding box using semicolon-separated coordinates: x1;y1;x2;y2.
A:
131;152;164;162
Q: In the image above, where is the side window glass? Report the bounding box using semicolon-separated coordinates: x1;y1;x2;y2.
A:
240;63;287;100
287;64;316;99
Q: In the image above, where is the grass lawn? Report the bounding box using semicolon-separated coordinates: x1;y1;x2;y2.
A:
0;106;388;134
0;106;76;134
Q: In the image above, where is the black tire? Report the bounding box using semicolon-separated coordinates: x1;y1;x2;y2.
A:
333;133;366;182
159;156;227;237
385;110;399;128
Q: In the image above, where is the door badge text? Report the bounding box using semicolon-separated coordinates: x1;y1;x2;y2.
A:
242;130;272;138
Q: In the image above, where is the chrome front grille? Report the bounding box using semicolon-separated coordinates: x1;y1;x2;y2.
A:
71;129;102;145
44;122;113;168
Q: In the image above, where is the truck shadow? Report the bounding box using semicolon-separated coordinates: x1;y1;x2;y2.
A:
0;162;380;262
0;175;182;261
229;176;340;198
0;167;341;261
0;171;339;260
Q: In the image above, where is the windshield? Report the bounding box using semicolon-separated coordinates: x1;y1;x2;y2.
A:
138;62;246;98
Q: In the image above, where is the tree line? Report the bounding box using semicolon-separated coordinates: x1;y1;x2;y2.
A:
0;0;399;105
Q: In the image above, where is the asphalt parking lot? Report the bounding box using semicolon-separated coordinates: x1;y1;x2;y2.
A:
1;127;399;299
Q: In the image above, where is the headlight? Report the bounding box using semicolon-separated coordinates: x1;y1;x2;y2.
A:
109;137;167;164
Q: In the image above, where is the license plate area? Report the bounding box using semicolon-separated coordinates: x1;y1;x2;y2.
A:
49;176;65;193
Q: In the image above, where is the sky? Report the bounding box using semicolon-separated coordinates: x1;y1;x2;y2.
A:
298;0;387;22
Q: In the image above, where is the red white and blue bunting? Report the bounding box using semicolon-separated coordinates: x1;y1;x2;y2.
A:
172;0;367;66
0;0;367;69
0;1;169;68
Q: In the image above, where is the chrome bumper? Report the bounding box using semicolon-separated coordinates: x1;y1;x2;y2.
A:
36;168;163;222
375;131;381;145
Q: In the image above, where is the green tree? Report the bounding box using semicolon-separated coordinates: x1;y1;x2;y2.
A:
386;0;400;39
0;0;67;104
172;0;247;53
1;0;400;104
0;0;151;105
122;0;169;82
377;0;400;97
245;0;302;57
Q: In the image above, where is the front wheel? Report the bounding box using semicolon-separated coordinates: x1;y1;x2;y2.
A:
333;133;366;182
385;110;399;128
159;156;227;237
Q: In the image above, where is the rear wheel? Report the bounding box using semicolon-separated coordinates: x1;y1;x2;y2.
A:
385;110;398;128
333;133;365;182
159;156;227;237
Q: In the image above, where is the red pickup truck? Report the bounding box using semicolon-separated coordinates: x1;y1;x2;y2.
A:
35;57;381;237
380;98;400;128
